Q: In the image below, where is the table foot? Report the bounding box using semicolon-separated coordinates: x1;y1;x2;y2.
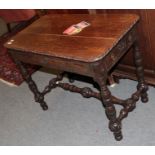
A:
139;84;149;103
67;73;75;83
141;94;148;103
109;120;122;141
114;132;123;141
40;102;48;110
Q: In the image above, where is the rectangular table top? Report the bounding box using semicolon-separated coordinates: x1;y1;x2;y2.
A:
5;14;139;62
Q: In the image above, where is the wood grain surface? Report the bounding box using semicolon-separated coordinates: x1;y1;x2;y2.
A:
5;14;139;62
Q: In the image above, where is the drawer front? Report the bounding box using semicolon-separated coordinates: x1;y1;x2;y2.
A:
10;51;92;77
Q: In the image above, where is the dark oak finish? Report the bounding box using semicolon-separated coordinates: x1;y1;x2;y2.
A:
5;14;148;141
45;9;155;86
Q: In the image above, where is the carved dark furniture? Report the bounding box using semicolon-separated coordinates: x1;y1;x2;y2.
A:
5;14;148;141
46;10;155;86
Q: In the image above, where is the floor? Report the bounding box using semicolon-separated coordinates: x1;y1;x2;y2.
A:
0;69;154;146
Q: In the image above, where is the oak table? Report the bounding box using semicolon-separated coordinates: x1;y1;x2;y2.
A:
5;14;148;141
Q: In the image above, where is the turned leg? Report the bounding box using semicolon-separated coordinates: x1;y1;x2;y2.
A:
95;76;122;141
133;41;148;103
14;59;48;110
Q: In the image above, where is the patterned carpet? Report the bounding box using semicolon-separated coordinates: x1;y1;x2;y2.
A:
0;36;38;86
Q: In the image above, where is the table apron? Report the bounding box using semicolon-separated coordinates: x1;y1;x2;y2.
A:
10;51;94;77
